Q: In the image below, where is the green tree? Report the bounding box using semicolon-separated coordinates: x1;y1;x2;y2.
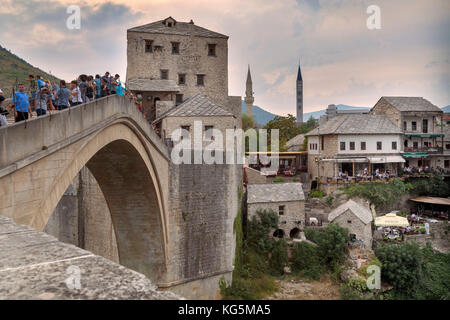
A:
315;223;349;270
264;114;302;151
242;114;256;131
269;239;289;276
291;242;324;280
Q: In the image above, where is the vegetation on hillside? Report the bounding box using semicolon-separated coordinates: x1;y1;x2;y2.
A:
0;45;59;97
343;175;450;209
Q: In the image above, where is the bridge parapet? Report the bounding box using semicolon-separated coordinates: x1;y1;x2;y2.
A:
0;95;169;173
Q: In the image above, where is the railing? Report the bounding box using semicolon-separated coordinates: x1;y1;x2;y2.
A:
404;146;443;154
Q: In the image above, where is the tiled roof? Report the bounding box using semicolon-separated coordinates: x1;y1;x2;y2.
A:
154;93;233;122
128;18;228;39
286;134;305;148
247;183;305;204
380;97;442;113
306;114;402;136
126;78;180;92
328;200;373;225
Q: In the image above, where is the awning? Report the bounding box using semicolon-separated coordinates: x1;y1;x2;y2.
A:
410;196;450;206
405;133;444;138
384;156;406;163
367;156;386;163
375;213;409;227
401;152;428;159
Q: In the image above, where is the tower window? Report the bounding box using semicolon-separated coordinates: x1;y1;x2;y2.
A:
197;74;205;86
161;69;168;80
178;74;186;85
208;44;216;56
171;42;180;54
145;40;153;53
176;94;183;105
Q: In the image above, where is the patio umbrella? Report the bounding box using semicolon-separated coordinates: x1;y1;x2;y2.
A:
375;213;409;227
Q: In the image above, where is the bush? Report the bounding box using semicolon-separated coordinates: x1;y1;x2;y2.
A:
269;239;289;276
291;242;324;280
343;178;408;209
315;223;349;270
273;177;284;183
246;210;278;255
408;174;450;197
340;278;368;300
310;189;325;198
375;242;424;298
326;195;333;206
219;275;278;300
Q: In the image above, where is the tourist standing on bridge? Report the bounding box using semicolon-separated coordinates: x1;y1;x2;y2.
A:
114;74;124;95
86;76;95;102
78;74;89;103
70;80;83;106
34;86;54;116
94;75;101;99
101;72;111;95
27;75;37;103
12;84;32;122
54;80;70;110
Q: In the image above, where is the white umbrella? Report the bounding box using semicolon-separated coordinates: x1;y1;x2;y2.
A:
375;213;409;227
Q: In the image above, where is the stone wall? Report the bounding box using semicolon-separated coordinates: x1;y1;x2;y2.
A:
245;166;268;184
164;154;241;299
370;99;402;128
44;167;119;263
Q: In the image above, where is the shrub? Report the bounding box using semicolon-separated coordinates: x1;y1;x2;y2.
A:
315;223;349;270
269;239;289;276
291;242;324;280
246;210;278;255
340;278;368;300
375;242;424;298
310;189;325;198
326;195;333;206
273;177;284;183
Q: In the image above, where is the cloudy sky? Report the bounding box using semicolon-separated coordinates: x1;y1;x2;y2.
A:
1;0;449;115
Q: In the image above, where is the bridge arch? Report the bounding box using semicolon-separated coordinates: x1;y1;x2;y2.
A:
3;119;169;283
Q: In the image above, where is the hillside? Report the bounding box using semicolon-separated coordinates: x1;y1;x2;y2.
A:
244;102;450;125
0;45;59;97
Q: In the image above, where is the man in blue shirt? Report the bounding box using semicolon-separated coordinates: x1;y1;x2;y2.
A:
12;84;32;122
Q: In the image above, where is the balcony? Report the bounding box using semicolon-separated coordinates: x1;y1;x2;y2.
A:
403;146;443;154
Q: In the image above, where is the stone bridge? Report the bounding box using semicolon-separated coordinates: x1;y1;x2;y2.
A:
0;95;239;299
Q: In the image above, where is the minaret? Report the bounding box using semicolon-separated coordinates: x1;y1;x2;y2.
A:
296;62;303;124
245;65;254;117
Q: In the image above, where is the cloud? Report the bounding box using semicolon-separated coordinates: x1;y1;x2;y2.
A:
0;0;449;114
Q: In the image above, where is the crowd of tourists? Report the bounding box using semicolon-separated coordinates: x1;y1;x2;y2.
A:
0;72;125;126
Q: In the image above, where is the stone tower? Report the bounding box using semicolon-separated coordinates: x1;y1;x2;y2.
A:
296;62;303;124
244;65;254;117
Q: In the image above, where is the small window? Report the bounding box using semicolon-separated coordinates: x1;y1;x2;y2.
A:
361;141;366;150
176;94;183;105
445;160;450;169
446;143;450;150
208;44;216;56
145;40;153;53
171;42;180;54
197;74;205;86
347;220;352;224
340;142;346;151
377;141;382;150
412;121;417;131
205;125;214;140
403;121;407;131
404;139;408;147
413;141;418;148
392;141;397;150
178;73;186;85
350;142;355;150
279;205;285;216
161;69;168;80
321;136;324;150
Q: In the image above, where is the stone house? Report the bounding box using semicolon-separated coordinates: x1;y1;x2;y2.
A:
126;16;241;122
286;134;305;152
247;183;305;239
306;114;404;180
152;93;238;151
327;199;373;248
370;97;447;169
